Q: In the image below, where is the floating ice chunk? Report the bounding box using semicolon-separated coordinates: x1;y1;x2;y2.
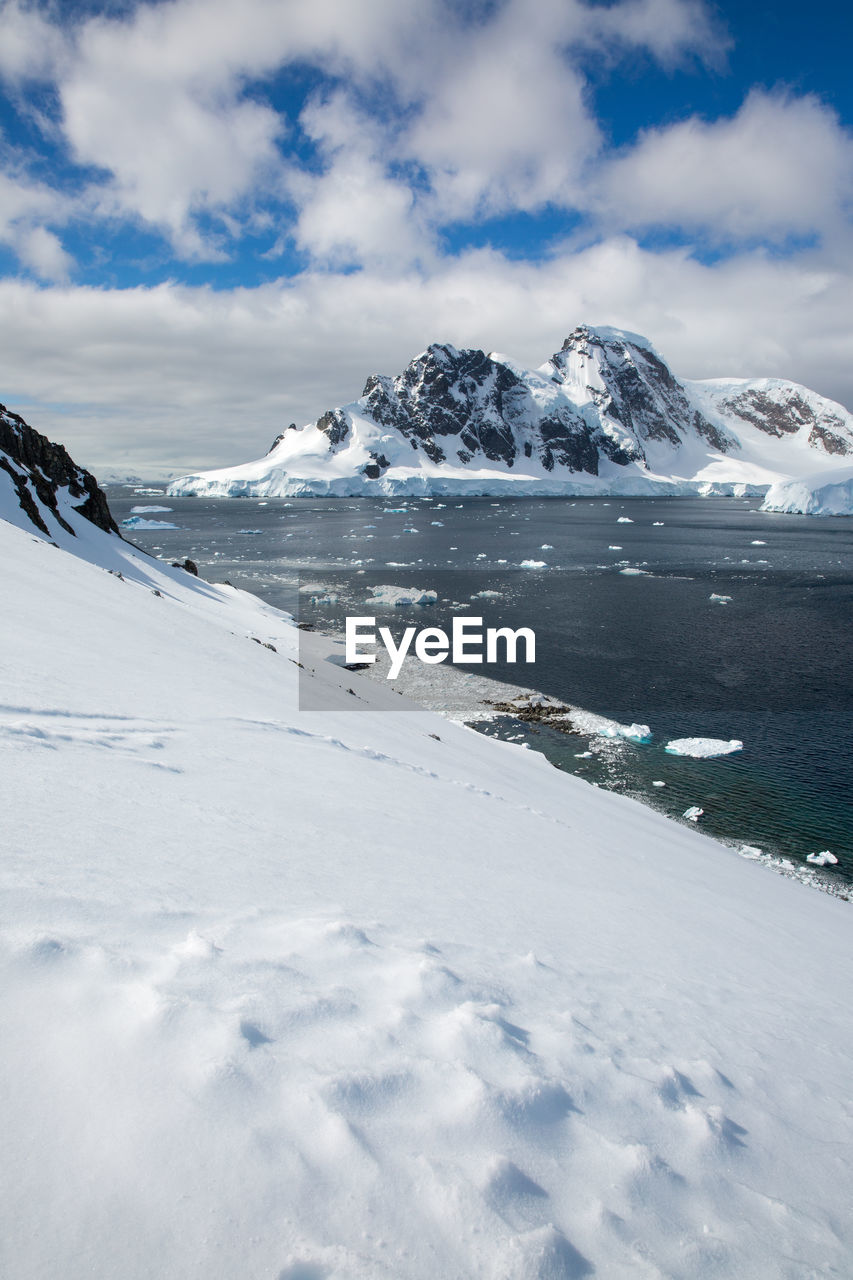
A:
471;590;503;599
666;738;743;757
540;544;554;550
739;845;763;859
570;709;652;743
368;585;437;606
806;850;838;866
617;517;634;523
403;527;419;533
709;594;732;604
652;780;666;788
121;517;180;529
574;751;593;758
237;529;263;535
619;567;648;576
683;806;704;821
130;505;172;513
751;540;767;546
519;559;547;568
608;545;622;551
430;521;444;526
652;521;665;526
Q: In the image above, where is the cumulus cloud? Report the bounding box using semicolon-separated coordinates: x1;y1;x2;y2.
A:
291;93;430;270
594;91;853;243
0;0;732;261
0;166;74;280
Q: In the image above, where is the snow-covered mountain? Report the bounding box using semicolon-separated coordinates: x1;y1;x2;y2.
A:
3;416;853;1277
168;325;853;501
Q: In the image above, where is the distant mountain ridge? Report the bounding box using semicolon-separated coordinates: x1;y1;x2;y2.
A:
168;325;853;500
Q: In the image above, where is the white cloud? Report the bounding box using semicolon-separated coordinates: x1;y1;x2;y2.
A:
0;1;66;81
0;0;733;260
594;91;853;243
2;236;852;473
291;93;430;270
15;224;72;280
0;165;74;279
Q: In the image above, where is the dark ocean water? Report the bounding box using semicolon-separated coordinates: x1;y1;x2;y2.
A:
109;487;853;887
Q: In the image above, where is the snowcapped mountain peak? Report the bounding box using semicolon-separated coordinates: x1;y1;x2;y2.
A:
167;327;853;500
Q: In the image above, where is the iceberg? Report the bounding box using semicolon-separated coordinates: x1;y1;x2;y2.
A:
368;585;438;606
806;850;839;866
120;516;180;530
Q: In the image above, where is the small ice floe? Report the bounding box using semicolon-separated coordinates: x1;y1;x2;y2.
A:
806;850;838;866
237;529;263;535
368;585;437;606
683;806;704;821
574;751;593;758
751;540;767;546
709;594;732;604
652;780;666;788
540;543;554;550
619;567;648;575
403;527;419;533
471;590;503;599
121;517;180;529
617;516;634;523
666;737;743;757
476;552;487;559
739;845;763;859
430;520;444;526
608;545;622;551
130;505;172;513
652;521;665;526
520;559;547;568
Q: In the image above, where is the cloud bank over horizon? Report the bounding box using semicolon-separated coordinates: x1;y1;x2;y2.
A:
1;0;852;473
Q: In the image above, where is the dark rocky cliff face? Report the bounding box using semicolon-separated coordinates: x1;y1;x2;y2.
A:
0;403;119;538
550;327;735;453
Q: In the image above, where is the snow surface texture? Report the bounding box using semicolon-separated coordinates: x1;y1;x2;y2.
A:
2;470;853;1279
167;325;853;501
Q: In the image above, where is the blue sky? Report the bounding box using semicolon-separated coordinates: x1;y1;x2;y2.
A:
0;0;851;472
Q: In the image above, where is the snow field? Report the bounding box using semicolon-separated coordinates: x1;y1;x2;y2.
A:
1;487;852;1278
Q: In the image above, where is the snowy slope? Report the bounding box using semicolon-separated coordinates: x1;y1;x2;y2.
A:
3;442;853;1277
168;326;853;500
